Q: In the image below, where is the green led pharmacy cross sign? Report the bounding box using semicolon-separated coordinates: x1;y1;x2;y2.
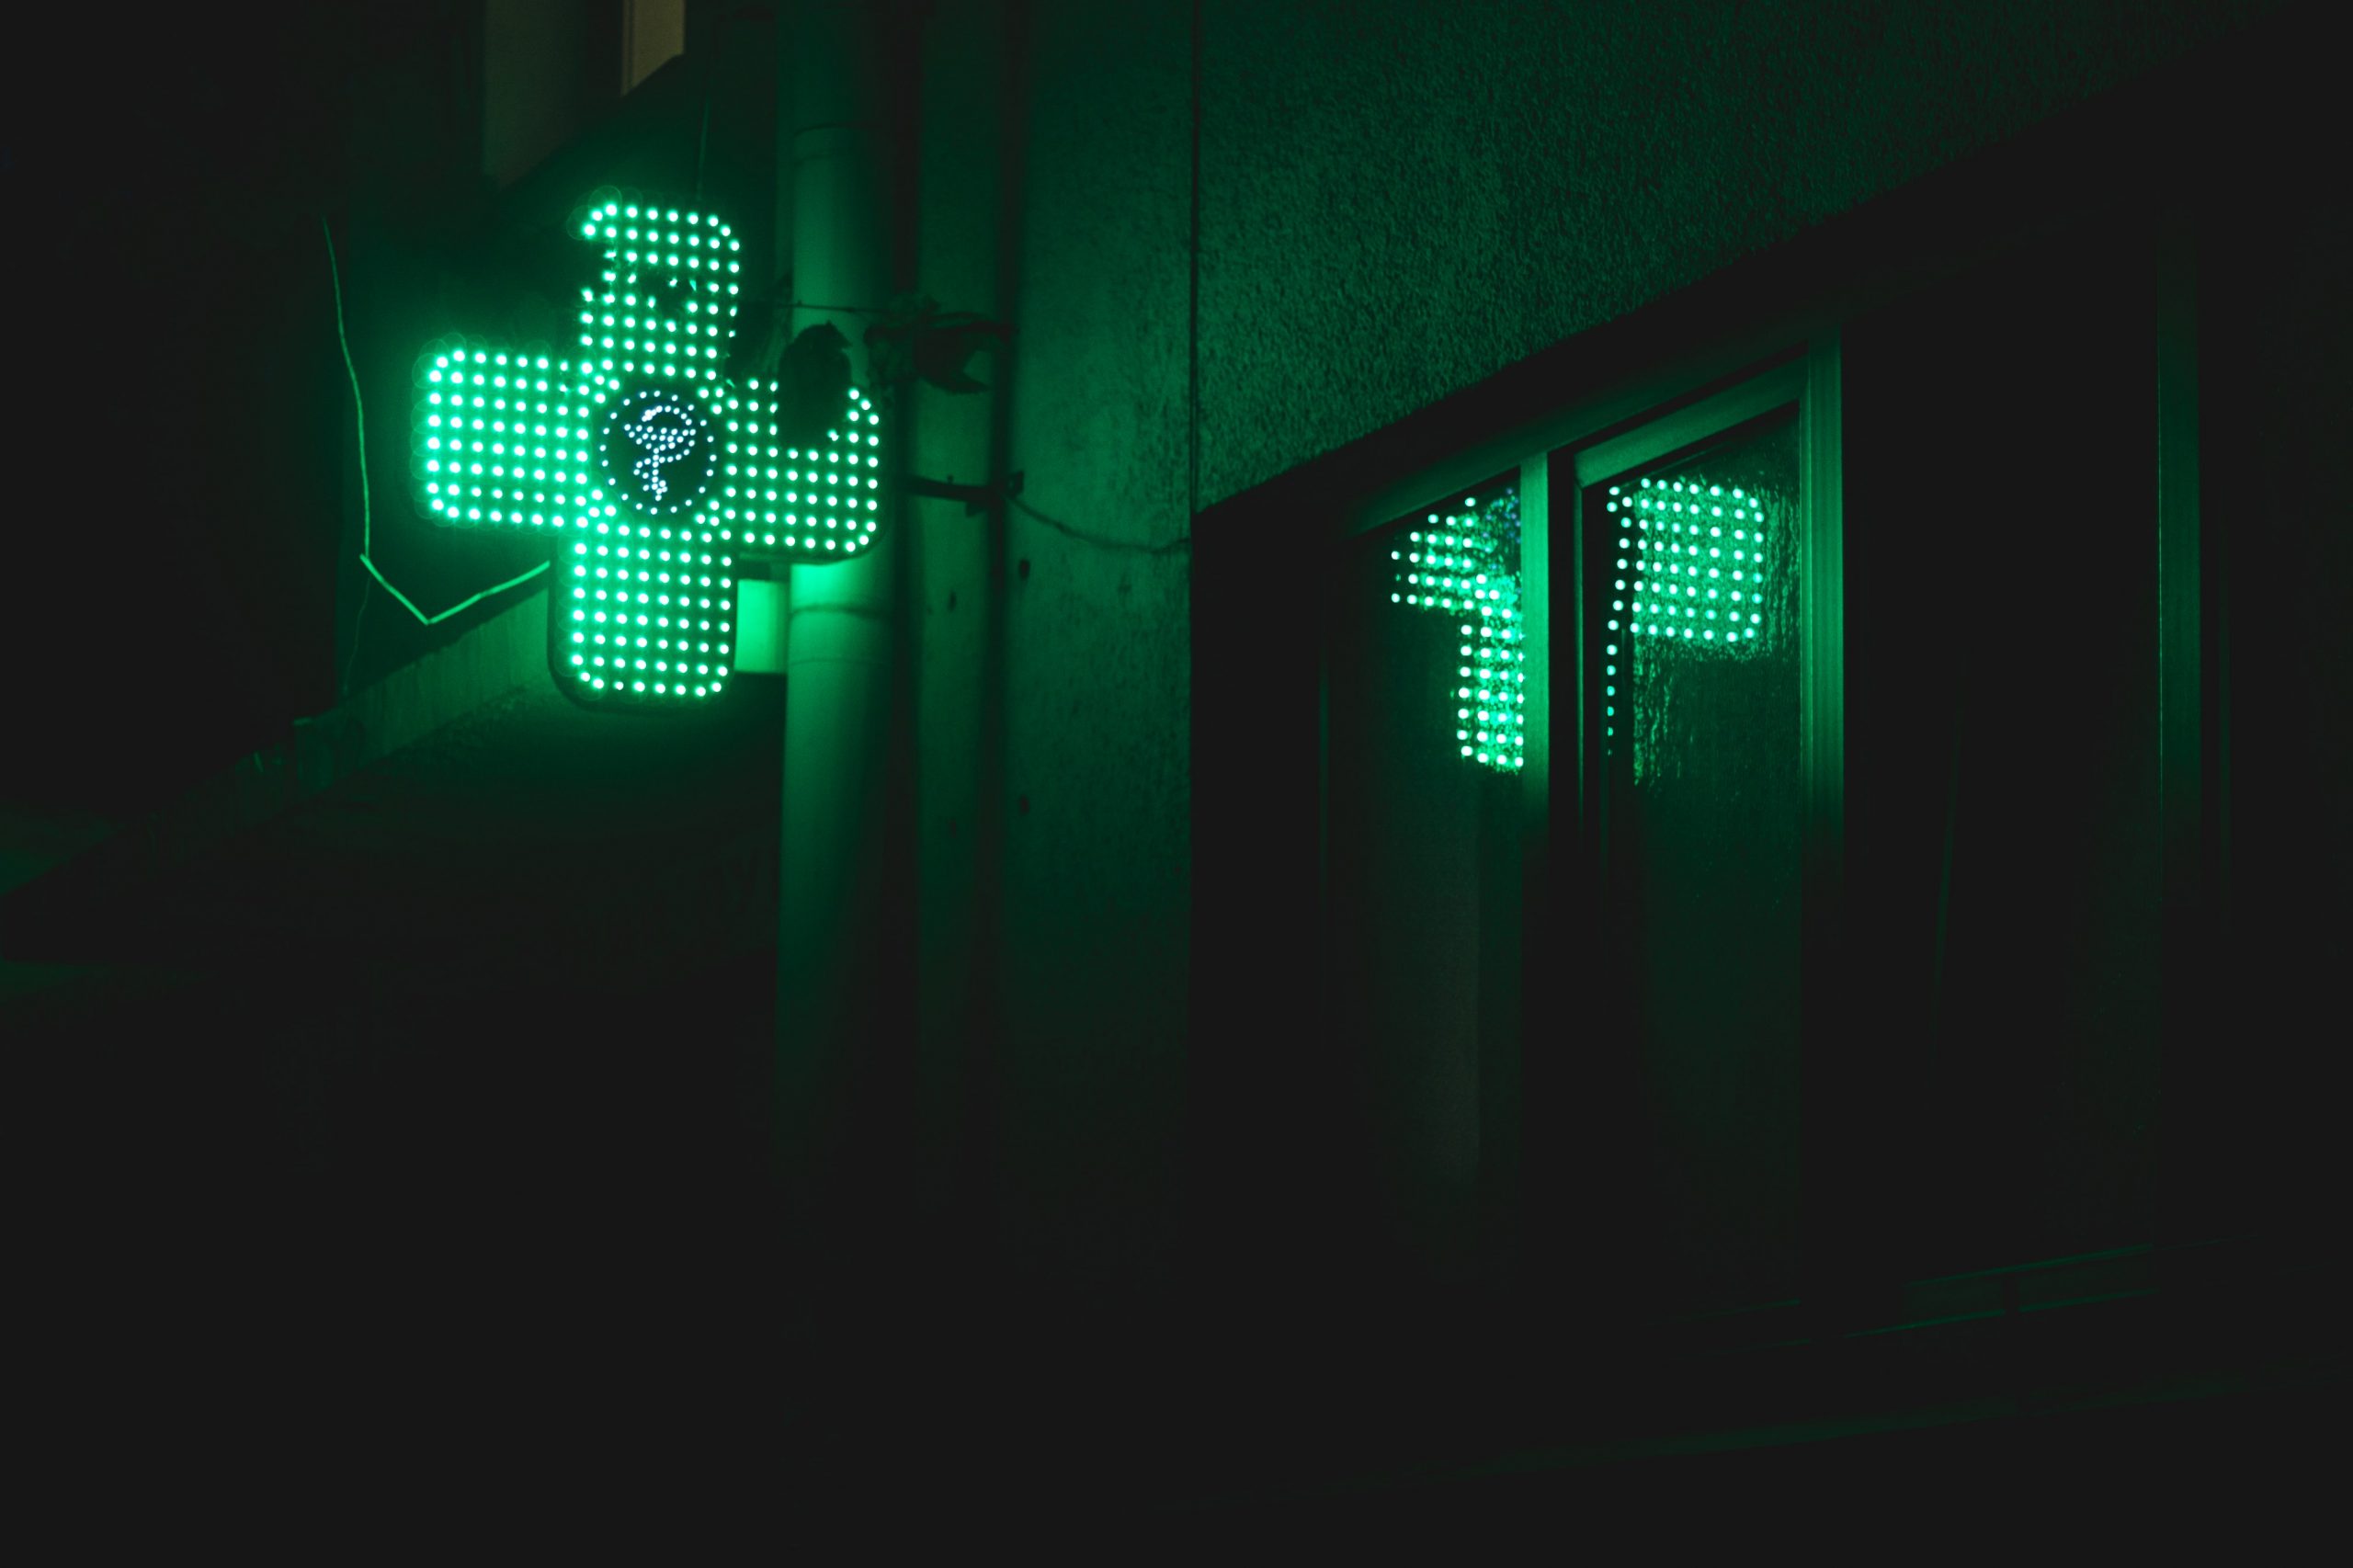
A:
411;190;887;710
1389;491;1526;773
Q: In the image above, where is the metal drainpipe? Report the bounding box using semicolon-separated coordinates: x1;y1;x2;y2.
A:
776;0;896;1273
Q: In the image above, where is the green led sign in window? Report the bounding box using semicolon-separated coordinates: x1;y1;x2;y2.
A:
1594;461;1796;770
1388;491;1525;773
1602;476;1772;651
411;190;885;710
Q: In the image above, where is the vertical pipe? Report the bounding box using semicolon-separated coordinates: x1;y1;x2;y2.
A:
776;0;896;1278
1798;331;1847;1329
2154;215;2201;1245
908;0;1011;1271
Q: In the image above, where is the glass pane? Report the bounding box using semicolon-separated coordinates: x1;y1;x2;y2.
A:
1842;225;2159;1275
1587;412;1802;1318
1324;479;1522;1281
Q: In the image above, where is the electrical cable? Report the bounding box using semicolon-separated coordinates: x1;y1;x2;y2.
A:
1009;493;1188;556
317;216;550;679
785;299;894;317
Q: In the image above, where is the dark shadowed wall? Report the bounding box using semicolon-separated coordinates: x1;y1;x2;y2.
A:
924;0;2301;1303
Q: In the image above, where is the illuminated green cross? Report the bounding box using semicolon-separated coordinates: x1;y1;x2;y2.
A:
1391;491;1527;773
411;190;885;709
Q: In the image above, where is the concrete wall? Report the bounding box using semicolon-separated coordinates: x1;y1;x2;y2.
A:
1196;0;2287;503
913;1;1196;1293
908;0;2289;1296
990;0;1199;1291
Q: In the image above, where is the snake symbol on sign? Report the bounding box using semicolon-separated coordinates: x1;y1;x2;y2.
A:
626;403;697;500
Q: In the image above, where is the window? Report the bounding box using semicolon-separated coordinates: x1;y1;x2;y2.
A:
1306;344;1836;1315
1838;222;2160;1277
1197;196;2197;1337
1322;471;1532;1282
1560;350;1837;1320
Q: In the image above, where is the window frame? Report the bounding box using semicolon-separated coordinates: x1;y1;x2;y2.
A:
1319;331;1846;1296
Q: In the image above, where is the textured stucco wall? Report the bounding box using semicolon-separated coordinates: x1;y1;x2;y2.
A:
1197;0;2286;504
926;0;2280;1290
988;0;1195;1285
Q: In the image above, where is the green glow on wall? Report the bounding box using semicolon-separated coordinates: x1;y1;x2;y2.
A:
410;190;886;709
1388;490;1525;773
